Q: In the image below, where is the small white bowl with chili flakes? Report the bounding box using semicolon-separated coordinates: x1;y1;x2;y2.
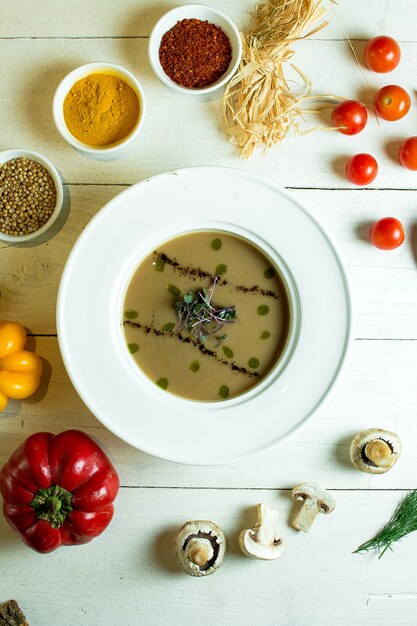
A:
148;5;242;95
0;149;63;243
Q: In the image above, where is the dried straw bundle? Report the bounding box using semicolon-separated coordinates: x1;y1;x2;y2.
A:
224;0;329;158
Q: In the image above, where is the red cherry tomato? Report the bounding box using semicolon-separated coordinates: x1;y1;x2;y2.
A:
364;36;401;73
399;137;417;170
346;153;378;185
373;85;410;121
331;100;368;135
370;217;404;250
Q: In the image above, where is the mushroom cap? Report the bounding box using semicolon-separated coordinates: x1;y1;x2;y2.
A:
173;520;226;577
239;503;285;560
350;428;401;474
291;482;336;513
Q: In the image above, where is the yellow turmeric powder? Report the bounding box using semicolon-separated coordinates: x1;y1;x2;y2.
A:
63;73;140;147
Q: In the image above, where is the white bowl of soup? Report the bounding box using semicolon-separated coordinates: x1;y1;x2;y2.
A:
57;166;352;465
122;228;296;403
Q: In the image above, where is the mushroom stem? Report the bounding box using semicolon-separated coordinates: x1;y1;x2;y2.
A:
364;440;392;468
292;496;319;532
188;540;211;567
255;504;280;545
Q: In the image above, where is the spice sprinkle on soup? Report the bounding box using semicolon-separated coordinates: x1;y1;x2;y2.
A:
123;231;291;402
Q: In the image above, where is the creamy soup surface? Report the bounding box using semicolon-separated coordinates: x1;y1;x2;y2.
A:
123;231;291;401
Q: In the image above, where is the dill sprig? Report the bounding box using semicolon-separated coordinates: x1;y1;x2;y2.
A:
175;275;237;342
354;490;417;558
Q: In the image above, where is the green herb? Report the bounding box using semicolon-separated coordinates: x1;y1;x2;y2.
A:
211;238;222;251
167;284;181;297
219;385;229;399
257;305;270;316
156;377;169;390
127;343;139;354
248;357;260;369
223;346;234;358
125;309;138;320
175;275;237;342
354;490;417;558
190;361;200;372
161;322;175;332
264;267;275;279
261;331;271;339
153;256;165;272
216;264;227;276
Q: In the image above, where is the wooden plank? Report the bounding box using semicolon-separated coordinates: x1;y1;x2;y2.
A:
0;488;416;626
1;0;416;40
1;186;416;338
1;37;417;188
0;336;415;489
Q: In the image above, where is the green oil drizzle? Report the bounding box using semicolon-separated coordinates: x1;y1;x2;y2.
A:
219;385;229;399
190;361;200;372
156;378;168;390
162;322;175;332
260;331;271;340
222;346;234;358
264;267;276;279
211;238;222;251
125;310;138;320
215;264;227;276
127;343;139;354
153;256;165;272
167;284;180;297
248;358;260;369
257;305;270;316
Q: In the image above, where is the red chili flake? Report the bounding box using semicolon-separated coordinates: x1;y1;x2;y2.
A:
159;18;232;89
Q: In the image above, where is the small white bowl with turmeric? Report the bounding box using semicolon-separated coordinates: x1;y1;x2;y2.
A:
53;63;146;154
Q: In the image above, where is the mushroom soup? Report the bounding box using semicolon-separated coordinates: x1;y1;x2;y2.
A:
123;231;291;401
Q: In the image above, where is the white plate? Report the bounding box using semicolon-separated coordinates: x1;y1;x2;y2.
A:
57;167;352;465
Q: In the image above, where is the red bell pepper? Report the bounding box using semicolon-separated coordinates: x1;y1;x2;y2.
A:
0;429;119;553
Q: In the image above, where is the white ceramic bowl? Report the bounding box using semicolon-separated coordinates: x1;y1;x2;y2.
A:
148;4;242;95
57;166;353;465
52;62;146;154
0;149;64;243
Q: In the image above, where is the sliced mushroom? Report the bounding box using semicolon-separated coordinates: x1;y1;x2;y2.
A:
239;503;285;560
350;428;401;474
292;483;335;533
173;520;226;577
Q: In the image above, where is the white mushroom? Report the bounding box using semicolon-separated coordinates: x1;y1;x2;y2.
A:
239;503;285;560
292;483;335;533
350;428;401;474
173;520;226;577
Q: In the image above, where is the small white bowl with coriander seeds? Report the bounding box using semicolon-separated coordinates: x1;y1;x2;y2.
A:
0;149;63;243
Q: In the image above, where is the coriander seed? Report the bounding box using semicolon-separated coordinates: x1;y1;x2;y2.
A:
0;157;56;236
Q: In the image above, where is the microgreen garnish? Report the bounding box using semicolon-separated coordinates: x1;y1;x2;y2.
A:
175;275;237;342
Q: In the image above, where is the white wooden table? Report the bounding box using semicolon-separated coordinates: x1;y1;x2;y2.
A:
1;1;417;624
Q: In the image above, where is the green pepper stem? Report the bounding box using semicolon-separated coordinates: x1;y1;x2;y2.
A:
30;485;73;528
